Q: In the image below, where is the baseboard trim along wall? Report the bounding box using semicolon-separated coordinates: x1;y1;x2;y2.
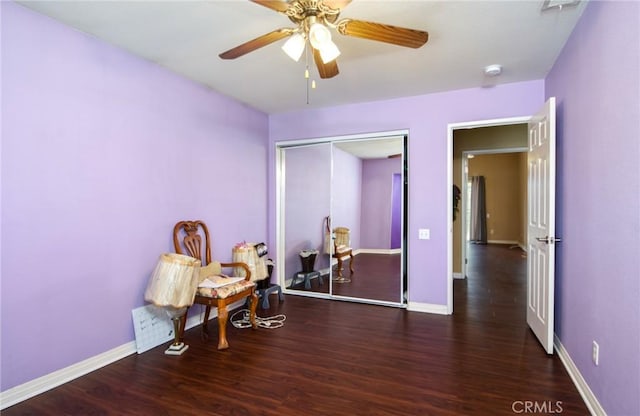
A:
0;342;136;410
354;248;402;255
0;300;245;410
453;272;465;280
407;301;449;315
554;335;606;416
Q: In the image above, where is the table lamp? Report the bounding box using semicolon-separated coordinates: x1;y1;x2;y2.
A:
144;253;201;355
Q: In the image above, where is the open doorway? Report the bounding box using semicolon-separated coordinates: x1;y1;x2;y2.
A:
446;118;529;313
447;100;558;354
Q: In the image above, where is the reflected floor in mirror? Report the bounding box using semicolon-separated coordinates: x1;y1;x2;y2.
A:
289;253;401;303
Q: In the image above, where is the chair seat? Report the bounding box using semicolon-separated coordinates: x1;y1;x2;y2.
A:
335;245;352;254
196;280;255;299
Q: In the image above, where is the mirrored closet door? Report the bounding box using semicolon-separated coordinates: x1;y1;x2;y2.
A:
277;133;407;306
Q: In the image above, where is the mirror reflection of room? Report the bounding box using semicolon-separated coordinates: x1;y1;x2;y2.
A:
282;136;404;304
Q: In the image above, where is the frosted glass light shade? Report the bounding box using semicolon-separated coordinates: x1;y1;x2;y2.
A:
319;40;341;64
282;33;306;62
309;23;331;50
144;253;201;309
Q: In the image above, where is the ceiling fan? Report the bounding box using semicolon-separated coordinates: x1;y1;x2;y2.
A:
219;0;429;79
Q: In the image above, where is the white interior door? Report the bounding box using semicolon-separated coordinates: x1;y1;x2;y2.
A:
527;97;557;354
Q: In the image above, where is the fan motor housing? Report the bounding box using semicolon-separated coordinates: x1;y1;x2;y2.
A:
286;1;341;25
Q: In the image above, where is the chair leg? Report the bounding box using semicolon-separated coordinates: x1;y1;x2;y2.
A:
216;303;229;350
348;252;355;275
336;256;343;278
201;306;211;341
249;291;258;329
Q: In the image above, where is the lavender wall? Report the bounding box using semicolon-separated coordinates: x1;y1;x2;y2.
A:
545;1;640;414
331;147;362;250
268;80;544;306
283;144;332;279
1;2;268;392
360;157;402;249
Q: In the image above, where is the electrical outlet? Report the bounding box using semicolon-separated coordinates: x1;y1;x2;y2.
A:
418;229;430;240
592;341;599;366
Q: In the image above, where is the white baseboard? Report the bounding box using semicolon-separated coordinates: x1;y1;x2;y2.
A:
0;342;136;410
0;299;246;410
453;272;465;280
487;240;519;245
354;248;401;255
554;335;606;416
407;302;450;315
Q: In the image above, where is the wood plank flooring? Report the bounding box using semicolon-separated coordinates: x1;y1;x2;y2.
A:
3;244;588;415
292;253;402;303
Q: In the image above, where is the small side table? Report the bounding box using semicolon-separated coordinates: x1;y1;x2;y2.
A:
290;270;323;290
256;283;284;309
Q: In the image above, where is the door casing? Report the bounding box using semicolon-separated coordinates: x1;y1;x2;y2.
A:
447;116;531;314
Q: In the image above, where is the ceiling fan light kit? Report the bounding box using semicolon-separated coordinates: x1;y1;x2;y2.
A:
308;21;331;49
282;33;306;61
220;0;429;80
318;40;341;64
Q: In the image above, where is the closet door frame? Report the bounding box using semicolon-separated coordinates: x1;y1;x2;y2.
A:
275;129;409;307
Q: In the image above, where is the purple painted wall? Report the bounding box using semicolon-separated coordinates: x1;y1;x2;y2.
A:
283;145;361;281
545;1;640;414
360;157;402;249
1;2;268;391
268;80;545;306
283;144;332;279
331;147;362;250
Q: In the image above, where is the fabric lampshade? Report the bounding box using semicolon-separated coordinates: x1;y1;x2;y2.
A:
144;253;201;309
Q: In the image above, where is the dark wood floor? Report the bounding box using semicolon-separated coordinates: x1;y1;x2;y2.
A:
4;244;588;415
292;253;402;303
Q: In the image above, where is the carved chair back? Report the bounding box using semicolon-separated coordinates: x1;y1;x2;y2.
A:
173;220;212;266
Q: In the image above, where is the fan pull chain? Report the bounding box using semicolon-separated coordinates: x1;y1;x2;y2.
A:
304;43;316;105
305;44;310;104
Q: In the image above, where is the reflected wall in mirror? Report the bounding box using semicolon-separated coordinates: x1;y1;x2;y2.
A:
282;143;331;294
278;134;406;306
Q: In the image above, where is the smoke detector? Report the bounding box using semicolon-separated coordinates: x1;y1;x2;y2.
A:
541;0;580;12
484;64;502;77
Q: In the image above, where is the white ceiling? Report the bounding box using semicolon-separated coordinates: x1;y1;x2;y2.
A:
17;0;587;114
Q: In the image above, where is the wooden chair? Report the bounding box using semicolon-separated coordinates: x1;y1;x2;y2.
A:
173;220;257;350
324;216;355;279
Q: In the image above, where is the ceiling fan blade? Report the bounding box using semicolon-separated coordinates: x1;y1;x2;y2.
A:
250;0;291;13
313;48;339;79
337;19;428;48
322;0;352;10
219;29;292;59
